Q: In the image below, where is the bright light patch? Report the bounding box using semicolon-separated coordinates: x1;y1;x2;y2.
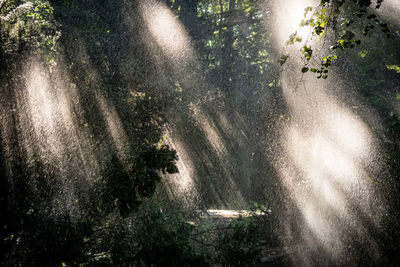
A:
141;1;191;60
25;63;63;156
310;133;359;184
277;50;380;263
319;179;348;216
205;209;267;218
326;111;371;156
95;92;129;157
274;0;314;46
163;131;195;194
376;0;400;28
27;65;55;131
300;202;343;254
280;96;379;263
192;105;227;157
22;61;101;182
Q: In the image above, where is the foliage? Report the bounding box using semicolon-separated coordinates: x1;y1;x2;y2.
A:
282;0;394;78
83;199;266;266
125;200;209;266
0;144;181;266
191;0;275;92
386;64;400;74
103;146;179;218
0;0;60;61
0;155;90;266
216;216;263;265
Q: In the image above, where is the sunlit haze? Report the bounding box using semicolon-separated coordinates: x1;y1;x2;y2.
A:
141;1;192;61
274;0;314;46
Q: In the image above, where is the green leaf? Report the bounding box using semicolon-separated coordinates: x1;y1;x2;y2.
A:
387;65;400;73
302;46;312;61
279;54;289;65
360;50;368;58
302;67;309;73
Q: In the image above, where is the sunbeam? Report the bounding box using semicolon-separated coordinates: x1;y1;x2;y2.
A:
278;71;382;264
273;0;314;46
141;0;192;61
271;1;385;263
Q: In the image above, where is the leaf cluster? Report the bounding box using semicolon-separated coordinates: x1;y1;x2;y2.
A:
282;0;393;79
216;216;263;265
102;145;179;218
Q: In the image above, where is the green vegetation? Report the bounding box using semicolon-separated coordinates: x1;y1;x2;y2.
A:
282;0;396;78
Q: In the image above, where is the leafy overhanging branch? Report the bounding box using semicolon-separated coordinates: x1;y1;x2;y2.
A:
281;0;393;78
